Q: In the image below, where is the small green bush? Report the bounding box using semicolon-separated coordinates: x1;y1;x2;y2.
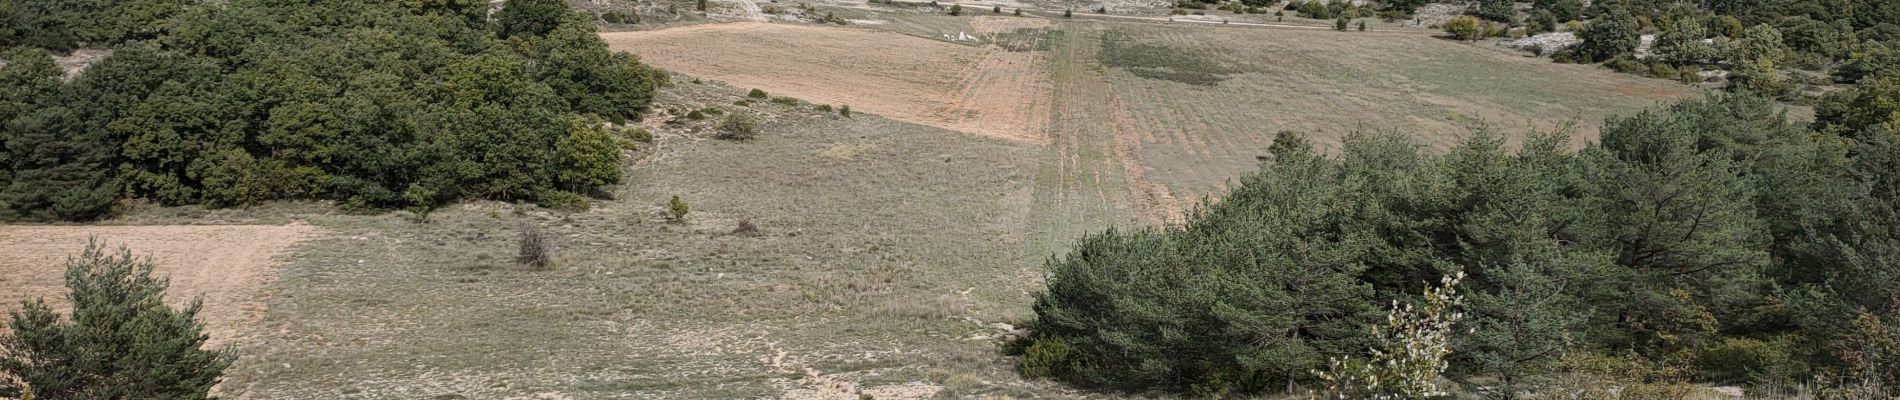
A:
686;110;706;120
1445;16;1483;40
840;104;852;117
715;114;760;141
602;11;626;23
770;96;800;106
993;5;1001;13
948;4;962;15
1019;336;1075;379
538;190;591;212
1604;56;1648;74
668;195;690;222
1648;63;1679;80
626;127;654;143
747;88;769;98
816;104;833;112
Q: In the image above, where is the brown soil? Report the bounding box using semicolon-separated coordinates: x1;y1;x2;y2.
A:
602;22;1052;143
0;224;323;346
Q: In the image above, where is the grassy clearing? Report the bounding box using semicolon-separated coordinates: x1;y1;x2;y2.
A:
1089;21;1694;201
208;80;1081;398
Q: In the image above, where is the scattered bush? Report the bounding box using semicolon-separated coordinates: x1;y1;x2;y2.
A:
1019;336;1075;379
667;195;690;222
715;114;759;141
948;4;961;15
517;224;553;269
993;5;1001;13
816;104;834;112
1335;17;1349;31
748;88;770;98
840;104;852;117
1445;16;1484;40
733;219;761;236
1649;62;1679;79
1605;55;1648;74
0;241;237;399
686;109;707;120
771;96;801;106
602;11;626;23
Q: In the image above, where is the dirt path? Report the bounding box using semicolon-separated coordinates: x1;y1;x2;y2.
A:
0;224;323;346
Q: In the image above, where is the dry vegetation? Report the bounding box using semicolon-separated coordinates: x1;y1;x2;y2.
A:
0;224;322;346
601;20;1054;143
3;11;1711;399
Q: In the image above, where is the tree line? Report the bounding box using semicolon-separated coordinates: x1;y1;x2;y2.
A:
1018;91;1900;397
0;0;665;222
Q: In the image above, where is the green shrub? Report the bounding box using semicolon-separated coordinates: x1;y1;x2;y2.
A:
625;126;654;143
1018;336;1075;379
948;4;961;15
602;11;626;23
771;96;801;106
668;195;690;222
1445;16;1484;40
537;190;591;212
1605;56;1648;74
748;88;770;98
715;114;760;140
1335;16;1348;31
1698;337;1805;384
993;5;1001;13
686;109;706;120
0;241;237;399
840;104;852;117
1649;62;1679;79
816;104;834;112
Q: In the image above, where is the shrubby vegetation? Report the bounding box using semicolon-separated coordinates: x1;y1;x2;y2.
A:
0;0;665;221
1020;92;1900;396
1;241;235;399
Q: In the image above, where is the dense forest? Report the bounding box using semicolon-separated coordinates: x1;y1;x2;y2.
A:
0;0;664;221
1022;91;1900;396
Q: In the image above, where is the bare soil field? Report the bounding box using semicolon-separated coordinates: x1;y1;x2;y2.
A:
0;224;323;345
601;20;1053;143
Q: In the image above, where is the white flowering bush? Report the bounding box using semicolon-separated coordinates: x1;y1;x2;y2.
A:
1317;272;1466;400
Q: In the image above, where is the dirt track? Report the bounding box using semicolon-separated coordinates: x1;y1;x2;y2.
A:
602;21;1053;143
0;224;322;345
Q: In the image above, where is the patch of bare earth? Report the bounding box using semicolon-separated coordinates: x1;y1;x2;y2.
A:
0;224;323;346
601;22;1052;143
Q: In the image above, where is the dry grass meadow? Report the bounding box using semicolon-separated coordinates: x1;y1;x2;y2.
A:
1;12;1701;399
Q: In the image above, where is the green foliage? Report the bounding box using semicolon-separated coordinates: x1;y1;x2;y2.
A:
1574;11;1642;61
496;0;570;39
667;194;689;222
1445;16;1484;41
948;4;962;15
1018;336;1074;379
748;88;770;98
0;240;236;399
0;48;119;221
602;11;627;23
1335;16;1348;31
770;96;800;106
1655;17;1717;65
716;113;759;141
840;104;852;117
0;0;187;52
1533;0;1583;23
0;0;658;220
1813;71;1900;133
1727;24;1791;66
1319;274;1466;399
1475;0;1515;23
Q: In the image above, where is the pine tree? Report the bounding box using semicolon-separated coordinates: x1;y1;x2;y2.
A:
0;241;237;399
495;0;571;38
